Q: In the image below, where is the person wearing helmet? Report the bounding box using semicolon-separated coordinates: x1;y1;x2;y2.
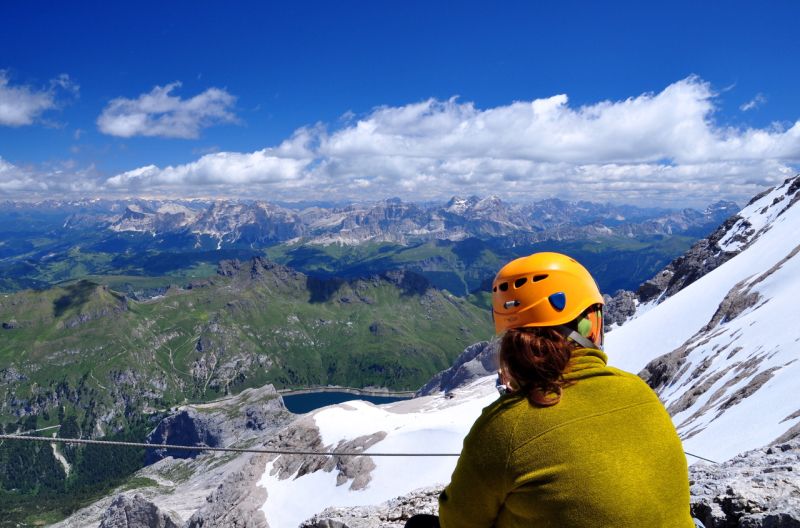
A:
408;252;693;527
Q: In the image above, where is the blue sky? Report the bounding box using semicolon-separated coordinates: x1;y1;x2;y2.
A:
1;0;799;206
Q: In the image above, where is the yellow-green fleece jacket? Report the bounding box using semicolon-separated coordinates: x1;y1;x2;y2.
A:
439;348;693;528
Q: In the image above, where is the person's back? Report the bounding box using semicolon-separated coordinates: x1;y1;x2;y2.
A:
403;252;694;528
439;348;693;527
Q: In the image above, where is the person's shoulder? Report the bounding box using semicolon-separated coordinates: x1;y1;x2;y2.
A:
605;365;651;383
465;394;525;444
600;365;661;399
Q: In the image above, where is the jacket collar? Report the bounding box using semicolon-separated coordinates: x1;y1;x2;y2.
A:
563;348;609;381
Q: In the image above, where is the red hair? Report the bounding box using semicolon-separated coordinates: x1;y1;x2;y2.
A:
499;327;575;407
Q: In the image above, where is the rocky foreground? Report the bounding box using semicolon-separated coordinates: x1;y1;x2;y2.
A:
90;439;799;528
299;440;800;528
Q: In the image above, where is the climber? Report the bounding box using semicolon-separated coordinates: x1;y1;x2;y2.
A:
406;252;694;528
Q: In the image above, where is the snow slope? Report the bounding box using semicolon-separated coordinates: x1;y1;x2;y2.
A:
606;176;800;462
258;378;499;528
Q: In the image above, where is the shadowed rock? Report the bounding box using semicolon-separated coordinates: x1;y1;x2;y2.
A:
417;340;499;396
98;494;181;528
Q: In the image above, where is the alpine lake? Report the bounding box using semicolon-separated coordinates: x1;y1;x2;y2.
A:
280;390;413;414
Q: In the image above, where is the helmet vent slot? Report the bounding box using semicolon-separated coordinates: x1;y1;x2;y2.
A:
499;282;509;292
514;277;527;288
532;274;548;282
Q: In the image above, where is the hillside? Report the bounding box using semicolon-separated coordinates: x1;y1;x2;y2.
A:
0;258;492;431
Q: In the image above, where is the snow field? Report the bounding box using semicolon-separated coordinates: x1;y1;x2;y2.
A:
259;379;499;527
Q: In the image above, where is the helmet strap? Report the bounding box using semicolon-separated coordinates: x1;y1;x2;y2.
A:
555;325;602;351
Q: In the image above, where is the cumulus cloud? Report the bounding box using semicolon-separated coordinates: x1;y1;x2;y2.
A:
8;76;800;206
317;78;798;165
0;71;78;126
97;82;238;138
105;127;316;194
0;156;100;196
740;93;767;112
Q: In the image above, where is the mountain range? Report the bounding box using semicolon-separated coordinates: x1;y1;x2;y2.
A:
6;179;800;526
41;175;799;527
66;195;737;245
0;196;737;297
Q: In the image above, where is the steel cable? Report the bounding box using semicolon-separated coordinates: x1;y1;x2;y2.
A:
0;433;718;463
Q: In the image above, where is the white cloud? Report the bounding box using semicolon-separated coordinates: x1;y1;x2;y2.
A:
105;127;316;193
0;71;78;126
740;93;767;112
6;76;800;206
317;78;797;165
96;82;238;139
0;156;100;196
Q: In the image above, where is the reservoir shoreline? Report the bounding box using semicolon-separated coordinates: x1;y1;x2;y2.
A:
277;386;416;398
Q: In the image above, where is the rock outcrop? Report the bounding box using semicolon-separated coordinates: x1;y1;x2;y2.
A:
690;439;800;528
146;384;289;464
265;416;387;491
300;441;800;528
98;494;181;528
185;454;270;528
602;290;638;328
416;340;499;396
300;486;442;528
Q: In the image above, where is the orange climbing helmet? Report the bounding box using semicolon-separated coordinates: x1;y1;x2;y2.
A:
491;252;605;345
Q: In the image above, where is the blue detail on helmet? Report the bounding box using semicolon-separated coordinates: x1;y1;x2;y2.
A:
549;292;567;311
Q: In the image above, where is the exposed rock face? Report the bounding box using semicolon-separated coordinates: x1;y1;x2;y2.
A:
416;340;499;396
605;174;800;329
690;440;800;528
191;201;305;245
98;494;181;528
185;454;270;528
265;416;387;491
146;410;222;464
146;384;289;464
637;213;746;304
604;213;744;327
300;486;442;528
603;290;638;329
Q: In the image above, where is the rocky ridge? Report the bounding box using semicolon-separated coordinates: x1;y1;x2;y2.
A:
605;173;800;460
604;174;799;329
53;385;292;528
45;195;739;247
416;340;498;396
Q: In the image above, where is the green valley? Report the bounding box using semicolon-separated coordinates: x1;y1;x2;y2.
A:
0;258;492;431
